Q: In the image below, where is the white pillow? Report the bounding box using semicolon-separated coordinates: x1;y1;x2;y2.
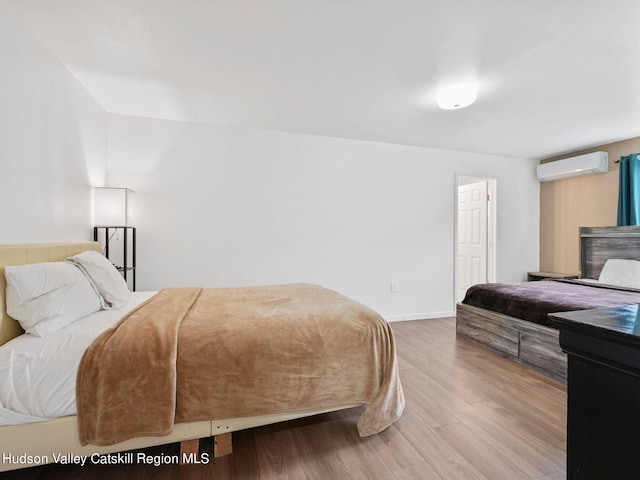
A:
5;262;103;336
598;259;640;288
65;250;130;308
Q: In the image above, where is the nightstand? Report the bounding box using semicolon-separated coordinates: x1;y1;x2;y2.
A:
527;271;578;281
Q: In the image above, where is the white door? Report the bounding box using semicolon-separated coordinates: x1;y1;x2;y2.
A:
457;181;488;302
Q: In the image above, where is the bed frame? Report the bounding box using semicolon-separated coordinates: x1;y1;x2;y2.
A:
0;243;357;472
456;226;640;382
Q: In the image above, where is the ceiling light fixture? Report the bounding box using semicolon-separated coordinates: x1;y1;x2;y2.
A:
437;83;478;110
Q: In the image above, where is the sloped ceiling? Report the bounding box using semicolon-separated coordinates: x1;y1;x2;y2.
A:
8;0;640;159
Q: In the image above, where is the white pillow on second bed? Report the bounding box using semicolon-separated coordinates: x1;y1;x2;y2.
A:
5;262;103;337
598;258;640;289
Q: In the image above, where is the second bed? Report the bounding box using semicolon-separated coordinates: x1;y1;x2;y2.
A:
457;226;640;381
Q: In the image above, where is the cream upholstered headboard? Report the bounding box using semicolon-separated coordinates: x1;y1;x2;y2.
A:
0;242;101;346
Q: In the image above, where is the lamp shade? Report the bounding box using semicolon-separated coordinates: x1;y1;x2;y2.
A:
94;187;134;226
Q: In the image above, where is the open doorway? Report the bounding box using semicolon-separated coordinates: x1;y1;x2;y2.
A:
455;175;497;303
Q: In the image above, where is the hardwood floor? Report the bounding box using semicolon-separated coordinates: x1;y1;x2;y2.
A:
3;318;567;479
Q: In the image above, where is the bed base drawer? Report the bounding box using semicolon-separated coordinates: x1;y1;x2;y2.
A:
456;303;567;382
455;304;519;357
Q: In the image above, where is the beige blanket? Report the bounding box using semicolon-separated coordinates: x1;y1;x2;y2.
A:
77;284;404;446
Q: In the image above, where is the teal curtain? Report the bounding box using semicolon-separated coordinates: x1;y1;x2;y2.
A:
617;153;640;226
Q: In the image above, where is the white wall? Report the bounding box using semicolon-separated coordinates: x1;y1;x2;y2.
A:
0;1;107;243
108;114;540;320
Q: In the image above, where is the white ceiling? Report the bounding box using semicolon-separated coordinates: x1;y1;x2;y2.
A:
9;0;640;159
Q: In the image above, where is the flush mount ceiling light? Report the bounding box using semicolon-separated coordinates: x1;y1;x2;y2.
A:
437;83;478;110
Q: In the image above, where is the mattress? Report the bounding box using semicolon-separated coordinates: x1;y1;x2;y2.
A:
462;279;640;327
0;291;156;426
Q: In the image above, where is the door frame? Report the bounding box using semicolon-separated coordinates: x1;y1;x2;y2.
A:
453;173;497;308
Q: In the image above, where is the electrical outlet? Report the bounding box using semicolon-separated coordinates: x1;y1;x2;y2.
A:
390;281;398;293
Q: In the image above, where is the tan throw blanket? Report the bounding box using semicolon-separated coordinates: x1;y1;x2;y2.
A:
77;284;404;446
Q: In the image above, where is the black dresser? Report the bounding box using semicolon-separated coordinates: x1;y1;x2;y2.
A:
550;305;640;480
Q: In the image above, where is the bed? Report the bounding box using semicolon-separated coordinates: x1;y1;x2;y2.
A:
0;242;403;471
456;226;640;382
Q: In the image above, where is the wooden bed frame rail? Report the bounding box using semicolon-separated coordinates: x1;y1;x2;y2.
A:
0;403;358;471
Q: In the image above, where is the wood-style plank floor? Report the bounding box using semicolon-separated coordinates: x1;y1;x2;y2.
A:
3;318;567;480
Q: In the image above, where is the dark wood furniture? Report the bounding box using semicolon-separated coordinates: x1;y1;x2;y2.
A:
527;271;578;281
580;226;640;279
550;305;640;479
93;226;136;291
456;226;640;382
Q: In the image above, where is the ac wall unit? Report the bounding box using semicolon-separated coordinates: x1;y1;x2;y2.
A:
537;151;608;182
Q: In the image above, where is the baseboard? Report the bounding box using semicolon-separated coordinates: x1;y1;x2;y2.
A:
384;311;456;323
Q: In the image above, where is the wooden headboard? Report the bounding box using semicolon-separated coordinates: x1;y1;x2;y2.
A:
0;242;101;346
580;226;640;279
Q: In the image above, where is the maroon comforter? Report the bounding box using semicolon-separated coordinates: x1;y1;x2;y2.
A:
462;279;640;327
